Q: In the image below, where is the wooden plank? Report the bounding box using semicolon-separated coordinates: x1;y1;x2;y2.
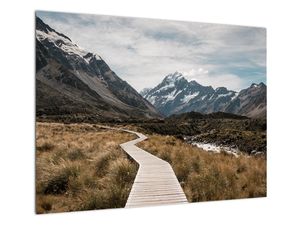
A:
118;129;188;208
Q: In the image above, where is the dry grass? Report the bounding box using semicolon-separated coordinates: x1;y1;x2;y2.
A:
36;122;137;213
138;134;266;202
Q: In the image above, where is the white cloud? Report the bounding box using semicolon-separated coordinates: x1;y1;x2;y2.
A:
36;11;266;92
183;68;245;91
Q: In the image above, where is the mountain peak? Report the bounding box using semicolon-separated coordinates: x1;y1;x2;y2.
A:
165;71;184;82
250;83;258;88
215;87;229;94
36;16;96;68
189;80;199;85
250;82;266;89
259;82;266;87
142;72;266;118
36;16;72;42
36;17;161;120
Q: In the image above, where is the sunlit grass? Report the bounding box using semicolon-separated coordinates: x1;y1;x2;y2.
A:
36;122;137;213
138;134;266;202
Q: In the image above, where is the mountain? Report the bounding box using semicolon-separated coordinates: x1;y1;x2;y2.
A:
36;17;160;121
141;72;266;118
224;82;266;118
139;88;152;97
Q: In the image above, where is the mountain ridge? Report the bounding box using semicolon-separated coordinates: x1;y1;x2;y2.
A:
36;16;161;121
141;72;266;118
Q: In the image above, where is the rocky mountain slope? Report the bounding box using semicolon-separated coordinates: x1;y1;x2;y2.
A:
36;17;160;121
141;72;266;118
224;83;266;118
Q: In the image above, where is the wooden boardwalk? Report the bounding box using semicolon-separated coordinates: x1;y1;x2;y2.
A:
119;129;188;208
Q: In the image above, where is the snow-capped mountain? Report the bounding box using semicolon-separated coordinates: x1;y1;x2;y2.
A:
141;72;266;118
36;17;160;120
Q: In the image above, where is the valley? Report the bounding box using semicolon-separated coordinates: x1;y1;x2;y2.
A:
35;15;267;213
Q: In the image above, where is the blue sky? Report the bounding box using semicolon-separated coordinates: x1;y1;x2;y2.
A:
36;11;266;92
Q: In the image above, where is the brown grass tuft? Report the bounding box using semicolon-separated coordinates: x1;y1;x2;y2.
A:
36;142;55;152
67;149;86;161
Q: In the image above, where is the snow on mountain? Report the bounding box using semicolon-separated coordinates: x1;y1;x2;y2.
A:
36;25;103;66
182;92;199;103
139;88;151;97
141;72;266;118
142;72;214;116
36;30;87;57
36;16;161;121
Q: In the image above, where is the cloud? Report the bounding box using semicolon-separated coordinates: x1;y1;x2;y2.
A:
183;68;245;91
36;11;266;91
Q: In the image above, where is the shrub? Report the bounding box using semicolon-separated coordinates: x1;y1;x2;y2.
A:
36;196;54;213
81;191;108;210
68;176;83;195
41;201;52;211
158;150;172;163
108;158;137;186
67;149;86;161
80;158;137;211
43;166;80;195
37;142;54;152
51;150;67;165
80;181;130;211
95;152;114;177
83;174;98;189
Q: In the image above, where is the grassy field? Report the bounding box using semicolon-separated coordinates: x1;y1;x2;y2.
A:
36;122;266;213
138;134;266;202
36;122;137;213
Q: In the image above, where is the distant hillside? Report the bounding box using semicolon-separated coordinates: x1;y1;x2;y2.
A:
167;111;248;121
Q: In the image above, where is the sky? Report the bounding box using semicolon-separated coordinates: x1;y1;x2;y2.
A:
36;11;266;92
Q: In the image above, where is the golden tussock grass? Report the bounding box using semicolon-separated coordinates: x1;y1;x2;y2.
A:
36;122;137;213
137;134;266;202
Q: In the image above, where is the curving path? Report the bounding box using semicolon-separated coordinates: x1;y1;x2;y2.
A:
118;128;188;208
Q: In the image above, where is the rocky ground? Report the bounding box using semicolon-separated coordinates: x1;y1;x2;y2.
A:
134;115;266;155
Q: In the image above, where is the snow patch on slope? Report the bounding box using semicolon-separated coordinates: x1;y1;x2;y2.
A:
217;92;232;99
162;89;183;103
201;95;207;100
36;29;103;64
36;30;88;57
182;92;199;103
148;95;156;105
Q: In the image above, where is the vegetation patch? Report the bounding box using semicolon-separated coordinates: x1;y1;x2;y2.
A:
138;134;266;202
36;122;137;213
42;165;80;195
36;142;55;152
67;149;86;161
135;117;266;154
